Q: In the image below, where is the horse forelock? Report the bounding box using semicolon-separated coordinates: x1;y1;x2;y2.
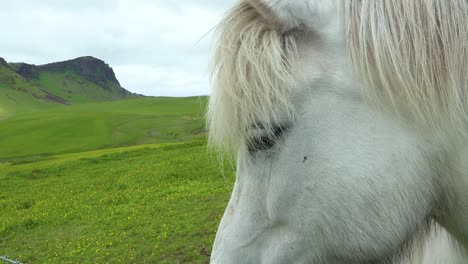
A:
345;0;468;136
209;0;468;153
207;2;297;152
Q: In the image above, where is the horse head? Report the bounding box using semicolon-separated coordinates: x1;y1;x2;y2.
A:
208;1;468;263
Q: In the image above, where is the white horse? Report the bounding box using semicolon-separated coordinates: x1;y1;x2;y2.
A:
208;1;468;263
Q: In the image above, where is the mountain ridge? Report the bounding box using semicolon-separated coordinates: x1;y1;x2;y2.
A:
0;56;142;115
0;57;8;67
32;57;121;90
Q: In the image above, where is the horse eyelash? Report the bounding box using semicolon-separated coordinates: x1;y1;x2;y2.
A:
247;125;289;153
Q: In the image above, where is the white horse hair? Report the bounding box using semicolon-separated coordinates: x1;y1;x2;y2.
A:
345;1;468;136
207;1;297;151
208;0;468;263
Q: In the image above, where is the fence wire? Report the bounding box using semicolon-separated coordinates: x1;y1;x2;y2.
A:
0;256;21;264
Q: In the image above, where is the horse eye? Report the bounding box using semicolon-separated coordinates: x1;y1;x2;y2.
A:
247;125;289;152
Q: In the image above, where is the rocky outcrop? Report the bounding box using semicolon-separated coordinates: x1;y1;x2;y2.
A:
12;63;39;79
38;56;121;91
0;57;8;67
3;56;140;99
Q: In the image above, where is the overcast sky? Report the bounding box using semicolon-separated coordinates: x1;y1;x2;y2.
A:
0;0;233;96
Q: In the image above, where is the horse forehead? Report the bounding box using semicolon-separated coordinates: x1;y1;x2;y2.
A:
254;0;342;32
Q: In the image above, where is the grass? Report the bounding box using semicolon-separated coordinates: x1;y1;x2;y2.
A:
0;84;230;263
35;71;129;104
0;65;57;117
0;141;234;263
0;97;208;160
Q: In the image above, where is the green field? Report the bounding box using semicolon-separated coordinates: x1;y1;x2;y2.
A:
0;141;234;263
0;95;234;263
0;97;207;160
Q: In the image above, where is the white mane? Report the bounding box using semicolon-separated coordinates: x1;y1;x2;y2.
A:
345;0;468;135
208;0;468;151
207;2;297;152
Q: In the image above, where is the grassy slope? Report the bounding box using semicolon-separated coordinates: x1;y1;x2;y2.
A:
0;97;207;160
0;141;235;263
0;65;57;117
35;71;129;104
1;57;140;118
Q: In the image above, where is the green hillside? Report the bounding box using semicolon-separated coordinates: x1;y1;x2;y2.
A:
0;56;140;116
28;57;139;103
0;141;234;263
0;58;58;117
0;97;207;160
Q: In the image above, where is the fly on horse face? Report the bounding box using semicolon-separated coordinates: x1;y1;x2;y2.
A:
207;0;468;263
